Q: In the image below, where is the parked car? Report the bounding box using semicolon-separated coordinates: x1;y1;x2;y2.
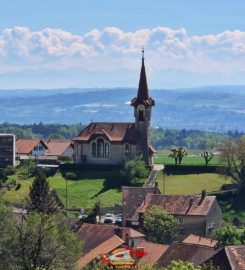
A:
103;213;114;224
114;215;122;225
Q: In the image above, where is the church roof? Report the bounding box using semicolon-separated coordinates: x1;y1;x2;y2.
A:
73;122;139;143
131;50;155;108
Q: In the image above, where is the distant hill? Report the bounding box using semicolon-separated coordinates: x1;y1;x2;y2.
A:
0;86;244;132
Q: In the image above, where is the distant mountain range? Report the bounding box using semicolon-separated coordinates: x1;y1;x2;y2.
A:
0;86;244;132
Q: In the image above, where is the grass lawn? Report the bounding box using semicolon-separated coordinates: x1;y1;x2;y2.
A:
4;167;125;208
217;191;245;223
154;153;223;165
156;172;232;195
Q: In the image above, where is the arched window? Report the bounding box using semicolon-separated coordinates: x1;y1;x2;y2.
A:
97;138;104;157
139;109;144;121
105;143;109;157
124;143;131;159
92;142;96;157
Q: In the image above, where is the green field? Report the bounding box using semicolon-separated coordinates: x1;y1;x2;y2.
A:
154;153;223;165
156;172;232;194
4;168;125;208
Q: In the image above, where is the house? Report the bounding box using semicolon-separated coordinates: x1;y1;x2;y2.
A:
45;139;74;160
73;51;156;166
77;223;146;254
122;187;222;237
76;223;146;268
157;241;220;268
204;246;245;270
0;133;15;166
136;240;169;267
183;234;219;248
76;235;125;269
16;139;48;159
122;186;160;227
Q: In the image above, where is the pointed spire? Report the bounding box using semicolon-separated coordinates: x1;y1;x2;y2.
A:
131;49;155;107
137;48;149;100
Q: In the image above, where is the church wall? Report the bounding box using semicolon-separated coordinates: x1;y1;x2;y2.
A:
74;141;137;165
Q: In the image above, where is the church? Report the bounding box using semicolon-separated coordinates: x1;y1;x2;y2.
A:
73;51;156;166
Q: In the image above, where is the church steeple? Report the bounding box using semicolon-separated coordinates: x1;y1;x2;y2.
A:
131;49;155;108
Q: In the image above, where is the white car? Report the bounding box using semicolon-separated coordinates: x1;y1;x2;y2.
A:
103;213;114;223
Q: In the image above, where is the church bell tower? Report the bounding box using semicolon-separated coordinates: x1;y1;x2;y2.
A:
131;50;155;165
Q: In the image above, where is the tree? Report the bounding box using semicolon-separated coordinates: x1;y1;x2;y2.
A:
141;260;219;270
120;159;149;186
143;205;180;244
0;199;82;270
169;147;187;165
219;138;245;189
28;169;63;213
214;225;245;245
201;151;214;166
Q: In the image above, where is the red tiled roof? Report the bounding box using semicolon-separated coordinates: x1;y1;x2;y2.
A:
46;139;73;156
157;242;219;267
226;246;245;270
122;186;161;223
73;122;139;143
183;234;219;248
77;235;124;268
16;139;48;155
77;223;145;255
138;194;216;216
137;240;169;266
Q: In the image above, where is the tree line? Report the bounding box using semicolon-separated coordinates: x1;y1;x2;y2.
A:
0;122;244;149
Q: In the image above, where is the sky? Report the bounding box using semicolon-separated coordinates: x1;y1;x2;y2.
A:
1;0;245;89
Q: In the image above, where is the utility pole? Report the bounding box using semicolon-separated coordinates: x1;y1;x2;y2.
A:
65;178;68;210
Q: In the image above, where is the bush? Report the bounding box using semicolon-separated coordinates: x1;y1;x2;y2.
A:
0;168;7;183
120;159;149;186
15;183;21;190
4;166;16;176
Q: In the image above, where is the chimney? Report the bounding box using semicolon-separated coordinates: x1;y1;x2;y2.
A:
189;197;194;208
201;189;206;200
114;226;123;239
198;189;206;205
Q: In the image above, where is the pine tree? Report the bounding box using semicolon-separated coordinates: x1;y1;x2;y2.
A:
28;169;63;213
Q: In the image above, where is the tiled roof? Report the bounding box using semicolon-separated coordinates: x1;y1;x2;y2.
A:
77;235;124;268
226;246;245;270
137;194;216;216
137;240;169;266
16;139;48;155
73;122;139;143
157;242;219;267
77;223;145;254
183;234;218;248
122;186;160;222
45;139;73;156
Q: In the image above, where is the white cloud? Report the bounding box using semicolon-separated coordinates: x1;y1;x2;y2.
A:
0;26;245;74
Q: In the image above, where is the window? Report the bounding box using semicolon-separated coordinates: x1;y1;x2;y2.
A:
92;139;110;158
39;145;43;151
92;142;96;157
139;109;144;121
97;139;104;157
34;146;38;151
105;143;109;157
124;143;131;159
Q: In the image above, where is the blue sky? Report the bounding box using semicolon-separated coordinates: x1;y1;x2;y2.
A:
1;0;245;89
